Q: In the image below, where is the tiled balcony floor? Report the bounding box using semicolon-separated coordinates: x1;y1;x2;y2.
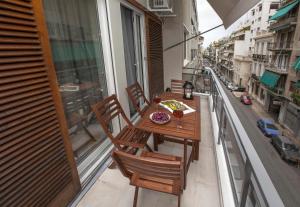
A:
77;97;221;207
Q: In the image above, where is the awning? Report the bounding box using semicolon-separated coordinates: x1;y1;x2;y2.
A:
260;71;280;89
207;0;260;28
270;0;300;21
293;56;300;71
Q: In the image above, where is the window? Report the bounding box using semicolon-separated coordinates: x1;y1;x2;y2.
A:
251;30;253;33
43;0;111;174
257;27;260;31
258;17;261;22
252;9;255;16
259;4;262;12
121;6;146;118
270;3;279;10
261;42;264;54
290;81;296;92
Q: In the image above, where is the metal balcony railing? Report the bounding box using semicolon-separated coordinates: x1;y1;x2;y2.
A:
268;41;293;50
264;62;289;74
182;67;284;207
252;54;268;62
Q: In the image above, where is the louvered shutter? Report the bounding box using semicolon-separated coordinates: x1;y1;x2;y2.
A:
0;1;81;207
145;15;164;97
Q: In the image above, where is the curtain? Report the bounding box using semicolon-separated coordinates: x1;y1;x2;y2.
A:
43;0;109;161
121;6;138;116
121;6;137;86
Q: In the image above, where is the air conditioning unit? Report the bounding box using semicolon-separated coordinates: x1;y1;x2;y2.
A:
147;0;175;17
153;0;168;8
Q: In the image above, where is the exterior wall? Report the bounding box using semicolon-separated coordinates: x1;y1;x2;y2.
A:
248;0;280;51
233;30;252;87
162;0;199;89
279;5;300;139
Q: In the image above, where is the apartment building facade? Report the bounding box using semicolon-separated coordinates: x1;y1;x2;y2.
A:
250;31;275;105
266;0;300;139
232;25;252;87
248;0;280;99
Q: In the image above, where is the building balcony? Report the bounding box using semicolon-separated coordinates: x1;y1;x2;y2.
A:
252;54;268;62
76;69;284;207
264;63;289;74
234;55;252;62
267;41;294;51
269;16;297;31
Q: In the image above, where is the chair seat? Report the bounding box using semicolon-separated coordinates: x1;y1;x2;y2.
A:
116;126;151;148
130;173;181;195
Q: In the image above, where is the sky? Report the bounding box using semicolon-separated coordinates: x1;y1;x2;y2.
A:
197;0;247;48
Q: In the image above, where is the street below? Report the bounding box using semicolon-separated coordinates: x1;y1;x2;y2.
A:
219;80;300;207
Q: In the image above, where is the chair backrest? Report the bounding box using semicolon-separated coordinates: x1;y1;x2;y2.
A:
126;82;150;116
112;150;183;182
92;95;132;146
171;79;185;94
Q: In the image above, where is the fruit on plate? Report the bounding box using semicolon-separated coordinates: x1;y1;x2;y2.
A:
161;100;186;111
150;112;170;124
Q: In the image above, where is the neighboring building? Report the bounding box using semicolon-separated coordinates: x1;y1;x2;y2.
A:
160;0;201;88
260;0;300;139
248;0;280;52
249;31;275;106
232;25;252;87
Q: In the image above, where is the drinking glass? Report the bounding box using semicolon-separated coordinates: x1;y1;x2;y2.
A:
153;93;161;111
173;109;184;129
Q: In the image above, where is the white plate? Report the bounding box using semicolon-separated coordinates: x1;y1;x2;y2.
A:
149;112;171;125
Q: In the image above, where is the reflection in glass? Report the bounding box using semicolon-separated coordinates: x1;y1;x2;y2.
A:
43;0;109;165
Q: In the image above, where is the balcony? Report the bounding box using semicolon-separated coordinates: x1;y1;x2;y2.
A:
269;16;297;31
75;69;284;207
252;54;268;62
264;63;289;74
268;41;294;51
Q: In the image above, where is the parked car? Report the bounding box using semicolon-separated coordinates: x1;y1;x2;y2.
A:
271;135;300;162
227;83;238;91
240;95;252;105
257;119;279;137
234;87;246;92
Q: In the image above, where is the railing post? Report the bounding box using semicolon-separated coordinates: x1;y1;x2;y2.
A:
239;159;252;207
217;101;224;145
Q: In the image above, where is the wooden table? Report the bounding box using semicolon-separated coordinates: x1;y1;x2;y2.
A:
136;92;201;188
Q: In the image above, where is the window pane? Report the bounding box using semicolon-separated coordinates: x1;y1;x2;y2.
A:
43;0;109;166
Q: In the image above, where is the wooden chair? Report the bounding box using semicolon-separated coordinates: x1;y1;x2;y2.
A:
112;150;184;207
92;95;152;152
126;82;151;116
171;79;185;94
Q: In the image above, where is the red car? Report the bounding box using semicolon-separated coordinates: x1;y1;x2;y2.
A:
240;95;252;105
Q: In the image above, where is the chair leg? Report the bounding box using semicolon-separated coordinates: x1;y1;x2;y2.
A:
153;134;159;151
133;187;139;207
178;194;181;207
145;144;153;152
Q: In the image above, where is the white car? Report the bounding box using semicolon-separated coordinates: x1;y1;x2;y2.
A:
227;83;238;91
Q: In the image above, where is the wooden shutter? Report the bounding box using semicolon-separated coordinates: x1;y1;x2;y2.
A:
0;1;81;207
145;14;164;97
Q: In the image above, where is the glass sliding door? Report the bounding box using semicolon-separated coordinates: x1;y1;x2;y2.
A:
121;5;146;118
43;0;111;182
